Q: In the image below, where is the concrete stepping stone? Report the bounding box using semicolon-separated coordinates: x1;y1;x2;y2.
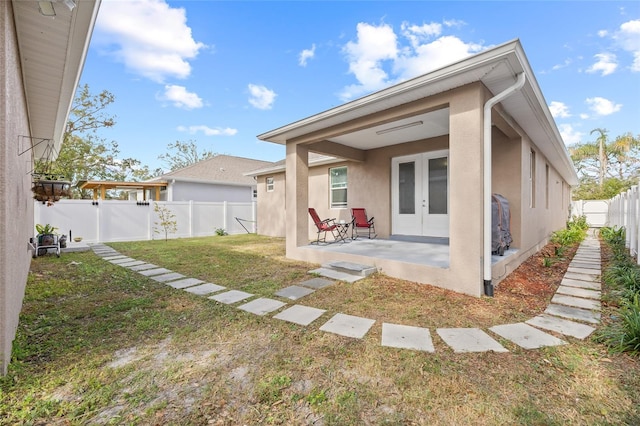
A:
319;313;375;339
209;290;254;304
545;304;601;324
556;285;601;300
381;323;435;352
561;277;601;290
275;285;315;300
564;271;599;282
110;257;137;264
167;278;203;289
138;267;171;277
117;260;146;267
103;255;127;261
184;283;226;295
551;294;601;311
273;305;326;326
489;323;566;349
129;263;158;271
527;314;596;339
151;272;185;283
436;328;508;353
299;277;334;289
309;268;364;283
569;261;600;270
95;251;119;257
237;298;286;316
567;266;601;276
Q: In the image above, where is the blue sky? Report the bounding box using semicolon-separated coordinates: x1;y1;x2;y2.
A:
80;0;640;171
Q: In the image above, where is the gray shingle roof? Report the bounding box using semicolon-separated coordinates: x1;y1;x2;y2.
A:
156;155;275;186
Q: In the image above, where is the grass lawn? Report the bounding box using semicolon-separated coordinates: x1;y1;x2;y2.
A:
1;234;638;425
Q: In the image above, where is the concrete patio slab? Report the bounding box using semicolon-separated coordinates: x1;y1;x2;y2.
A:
273;305;327;326
556;285;601;300
561;277;601;290
167;278;204;289
151;272;186;283
527;314;596;339
209;290;254;304
436;328;508;353
117;260;146;268
319;313;376;339
237;298;286;316
381;323;435;352
275;285;315;300
138;268;172;277
545;304;601;324
551;294;601;311
299;277;334;290
184;283;226;295
309;267;364;283
129;263;158;271
489;323;566;349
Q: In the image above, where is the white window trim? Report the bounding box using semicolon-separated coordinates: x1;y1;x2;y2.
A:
329;166;347;209
266;176;274;192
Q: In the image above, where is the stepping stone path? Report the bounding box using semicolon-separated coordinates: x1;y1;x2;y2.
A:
89;235;603;354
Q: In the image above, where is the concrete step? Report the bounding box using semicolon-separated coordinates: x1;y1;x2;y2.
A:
323;261;377;277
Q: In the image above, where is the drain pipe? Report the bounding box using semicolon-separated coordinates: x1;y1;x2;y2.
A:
483;72;526;296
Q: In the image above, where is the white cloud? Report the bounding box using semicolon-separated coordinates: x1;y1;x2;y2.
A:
248;84;277;110
586;53;618;76
299;44;316;67
597;30;609;37
159;85;203;109
549;101;571;118
585;96;622;116
95;0;206;82
177;125;237;136
615;19;640;71
558;124;584;146
340;21;484;101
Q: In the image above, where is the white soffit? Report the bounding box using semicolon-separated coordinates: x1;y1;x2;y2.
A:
12;0;101;159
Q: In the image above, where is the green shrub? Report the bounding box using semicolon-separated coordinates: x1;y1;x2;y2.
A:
550;227;585;247
594;294;640;355
567;214;589;231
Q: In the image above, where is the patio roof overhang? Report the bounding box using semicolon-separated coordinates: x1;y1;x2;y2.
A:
12;0;102;160
78;180;168;200
258;39;578;186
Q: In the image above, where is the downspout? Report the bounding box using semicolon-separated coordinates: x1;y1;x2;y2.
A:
483;72;526;296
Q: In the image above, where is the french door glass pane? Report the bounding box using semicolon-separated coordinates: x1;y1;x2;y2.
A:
399;162;415;214
428;157;447;214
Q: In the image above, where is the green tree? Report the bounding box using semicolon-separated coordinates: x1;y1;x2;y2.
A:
158;140;216;171
50;84;161;198
570;129;640;200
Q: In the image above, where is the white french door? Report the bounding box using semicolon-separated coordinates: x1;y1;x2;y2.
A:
391;150;449;237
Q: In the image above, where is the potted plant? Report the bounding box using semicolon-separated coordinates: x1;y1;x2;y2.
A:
35;223;58;246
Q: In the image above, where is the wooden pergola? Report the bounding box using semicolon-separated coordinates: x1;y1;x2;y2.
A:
78;180;168;201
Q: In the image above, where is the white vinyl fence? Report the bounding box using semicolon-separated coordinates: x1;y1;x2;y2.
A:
571;199;609;228
608;186;640;257
34;199;257;243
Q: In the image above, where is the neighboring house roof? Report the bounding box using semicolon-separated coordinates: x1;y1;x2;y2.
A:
245;153;341;177
153;155;276;187
258;39;578;186
12;0;101;159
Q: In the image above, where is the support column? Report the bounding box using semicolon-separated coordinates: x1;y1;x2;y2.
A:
285;143;309;255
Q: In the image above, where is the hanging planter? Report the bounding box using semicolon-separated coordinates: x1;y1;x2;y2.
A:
32;174;72;205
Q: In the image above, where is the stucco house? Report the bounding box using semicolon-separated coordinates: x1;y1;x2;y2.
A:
253;39;578;298
1;0;101;374
144;155;275;202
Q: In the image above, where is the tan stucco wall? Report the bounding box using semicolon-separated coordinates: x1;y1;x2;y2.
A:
256;173;286;237
0;1;36;375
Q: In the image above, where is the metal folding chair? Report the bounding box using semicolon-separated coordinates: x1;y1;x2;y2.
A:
351;208;376;239
308;208;342;244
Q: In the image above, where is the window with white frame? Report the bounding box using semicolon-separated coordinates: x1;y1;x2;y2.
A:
266;177;274;192
330;166;347;208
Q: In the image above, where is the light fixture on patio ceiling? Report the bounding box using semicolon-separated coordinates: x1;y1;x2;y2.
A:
375;120;423;135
